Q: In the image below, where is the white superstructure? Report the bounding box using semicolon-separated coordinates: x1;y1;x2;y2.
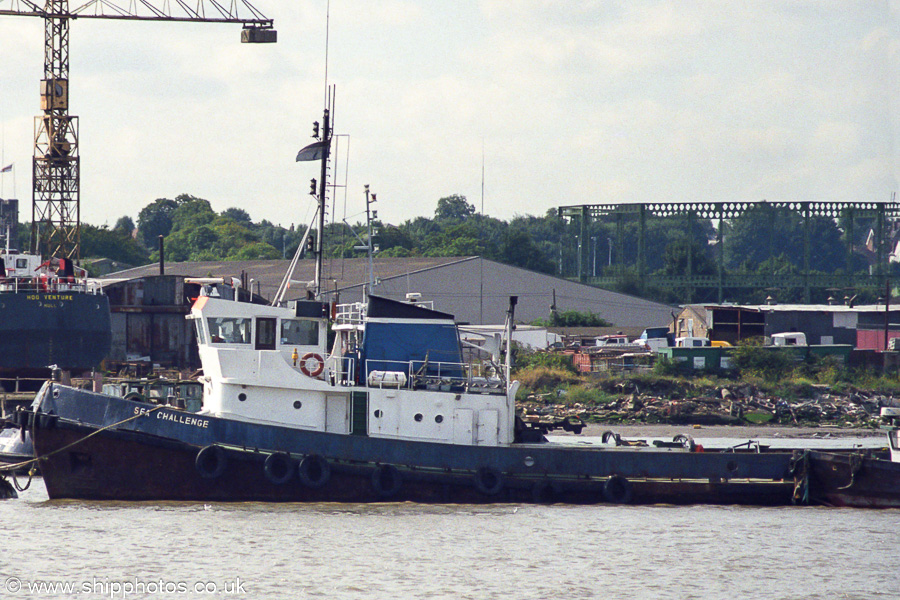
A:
188;292;518;446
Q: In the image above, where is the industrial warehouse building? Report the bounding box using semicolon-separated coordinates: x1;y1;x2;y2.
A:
101;257;675;368
107;256;674;326
674;303;900;350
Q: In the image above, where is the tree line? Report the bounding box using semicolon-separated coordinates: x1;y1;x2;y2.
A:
65;193;563;275
13;193;892;306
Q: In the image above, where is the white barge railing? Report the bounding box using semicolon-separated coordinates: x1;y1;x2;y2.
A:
0;277;103;294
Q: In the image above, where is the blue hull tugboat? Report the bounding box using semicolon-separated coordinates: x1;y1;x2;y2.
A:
24;290;795;504
20;108;797;505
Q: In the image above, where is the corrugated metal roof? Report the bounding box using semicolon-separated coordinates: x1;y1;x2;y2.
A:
103;257;676;328
102;257;473;301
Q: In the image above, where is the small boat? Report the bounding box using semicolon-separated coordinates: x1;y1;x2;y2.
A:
0;419;38;498
0;424;34;474
795;408;900;508
22;107;798;505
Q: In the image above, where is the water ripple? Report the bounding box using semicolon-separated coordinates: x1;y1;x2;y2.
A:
2;485;899;599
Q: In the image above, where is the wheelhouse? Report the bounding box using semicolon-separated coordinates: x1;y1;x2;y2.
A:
190;296;328;356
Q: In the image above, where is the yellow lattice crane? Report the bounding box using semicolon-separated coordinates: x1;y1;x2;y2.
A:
0;0;276;260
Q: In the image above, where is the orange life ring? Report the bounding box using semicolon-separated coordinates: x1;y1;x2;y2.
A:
300;353;325;378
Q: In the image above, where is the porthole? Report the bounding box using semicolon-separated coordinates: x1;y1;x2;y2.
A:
374;409;383;418
524;456;535;467
238;393;247;402
435;415;444;423
726;460;738;473
414;413;423;422
293;401;302;409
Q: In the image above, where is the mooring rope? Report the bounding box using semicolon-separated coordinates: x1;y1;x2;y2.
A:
0;404;167;475
11;466;35;492
836;453;864;490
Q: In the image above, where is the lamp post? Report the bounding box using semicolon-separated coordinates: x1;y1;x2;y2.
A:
575;235;582;279
364;185;376;294
591;236;598;277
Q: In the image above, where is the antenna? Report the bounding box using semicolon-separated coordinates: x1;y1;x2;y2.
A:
479;139;485;324
481;138;485;216
324;0;331;106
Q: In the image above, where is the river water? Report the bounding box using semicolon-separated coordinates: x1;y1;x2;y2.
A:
2;479;899;600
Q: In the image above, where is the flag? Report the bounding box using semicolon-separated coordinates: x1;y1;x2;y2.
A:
295;141;328;162
0;164;11;173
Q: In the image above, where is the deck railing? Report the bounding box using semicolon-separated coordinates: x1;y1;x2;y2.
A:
322;355;357;387
363;358;507;394
0;277;103;295
334;302;365;326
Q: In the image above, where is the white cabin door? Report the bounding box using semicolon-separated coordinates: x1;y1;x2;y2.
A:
452;409;474;445
477;410;499;446
325;395;349;434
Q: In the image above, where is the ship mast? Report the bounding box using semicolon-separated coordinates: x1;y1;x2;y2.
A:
292;93;334;301
314;106;331;299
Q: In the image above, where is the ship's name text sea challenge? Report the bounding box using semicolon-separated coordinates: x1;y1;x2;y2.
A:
133;406;210;428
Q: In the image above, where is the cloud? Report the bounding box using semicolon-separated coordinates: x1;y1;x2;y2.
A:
1;1;897;228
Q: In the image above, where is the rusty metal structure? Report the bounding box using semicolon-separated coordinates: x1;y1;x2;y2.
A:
558;200;900;303
102;275;200;371
0;0;276;260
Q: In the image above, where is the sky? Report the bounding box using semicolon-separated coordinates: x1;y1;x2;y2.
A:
0;1;898;231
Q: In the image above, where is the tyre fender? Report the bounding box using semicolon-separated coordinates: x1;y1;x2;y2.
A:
195;445;227;479
474;466;504;496
371;464;403;498
297;454;331;489
603;474;634;504
264;452;294;485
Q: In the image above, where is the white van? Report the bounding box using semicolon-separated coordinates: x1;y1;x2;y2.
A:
675;337;710;348
770;332;807;346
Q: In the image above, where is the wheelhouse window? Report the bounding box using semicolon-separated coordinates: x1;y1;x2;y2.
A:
207;317;251;344
193;318;208;345
281;319;319;346
256;317;277;350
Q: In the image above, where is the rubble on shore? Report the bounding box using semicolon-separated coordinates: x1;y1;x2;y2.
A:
519;379;897;429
